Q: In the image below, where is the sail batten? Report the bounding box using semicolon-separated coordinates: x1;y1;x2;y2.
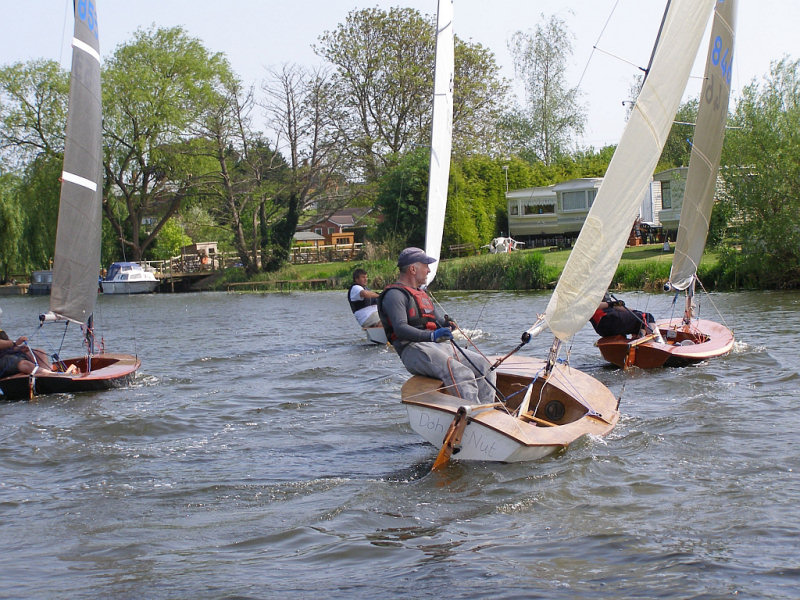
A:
669;0;737;291
50;0;103;325
542;0;716;342
424;0;454;286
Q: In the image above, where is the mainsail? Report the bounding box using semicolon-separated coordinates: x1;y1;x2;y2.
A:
424;0;454;286
539;0;716;342
50;0;103;325
669;0;737;291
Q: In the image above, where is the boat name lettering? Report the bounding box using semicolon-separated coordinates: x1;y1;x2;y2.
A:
77;0;99;40
417;412;446;435
464;428;497;458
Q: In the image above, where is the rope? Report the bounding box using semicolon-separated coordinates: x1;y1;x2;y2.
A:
694;275;733;331
445;355;463;400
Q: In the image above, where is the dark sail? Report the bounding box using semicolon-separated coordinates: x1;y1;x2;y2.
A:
50;0;102;324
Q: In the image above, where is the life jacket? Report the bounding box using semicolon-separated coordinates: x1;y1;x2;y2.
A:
590;307;652;337
347;283;377;314
377;284;438;342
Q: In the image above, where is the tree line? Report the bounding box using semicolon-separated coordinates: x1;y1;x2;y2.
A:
1;8;798;288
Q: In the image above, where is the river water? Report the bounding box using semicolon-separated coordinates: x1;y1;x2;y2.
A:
1;290;798;599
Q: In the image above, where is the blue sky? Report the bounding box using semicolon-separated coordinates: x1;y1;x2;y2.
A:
6;0;797;148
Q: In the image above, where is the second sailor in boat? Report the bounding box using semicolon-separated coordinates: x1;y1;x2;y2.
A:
377;247;496;404
347;268;381;328
590;292;664;342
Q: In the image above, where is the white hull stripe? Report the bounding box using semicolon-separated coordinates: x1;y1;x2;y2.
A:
72;37;101;64
62;170;98;192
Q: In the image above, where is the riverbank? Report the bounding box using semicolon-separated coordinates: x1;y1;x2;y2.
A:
215;243;723;293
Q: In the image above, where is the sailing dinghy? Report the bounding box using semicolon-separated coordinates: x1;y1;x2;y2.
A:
597;0;736;369
402;0;716;465
0;0;139;401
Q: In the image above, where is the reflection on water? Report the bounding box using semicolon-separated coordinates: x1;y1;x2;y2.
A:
1;290;799;599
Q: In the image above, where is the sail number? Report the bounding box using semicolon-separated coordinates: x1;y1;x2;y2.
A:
77;0;99;40
711;35;732;86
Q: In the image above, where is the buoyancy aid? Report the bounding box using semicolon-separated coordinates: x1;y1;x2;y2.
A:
348;283;377;313
377;284;438;342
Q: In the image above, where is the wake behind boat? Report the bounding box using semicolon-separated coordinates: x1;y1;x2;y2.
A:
101;262;158;294
596;0;737;369
0;0;140;401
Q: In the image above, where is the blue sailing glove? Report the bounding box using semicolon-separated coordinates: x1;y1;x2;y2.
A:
431;327;453;343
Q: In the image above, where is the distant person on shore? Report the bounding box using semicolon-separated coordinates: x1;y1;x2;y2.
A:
348;268;381;328
0;310;57;377
590;292;664;342
377;247;496;404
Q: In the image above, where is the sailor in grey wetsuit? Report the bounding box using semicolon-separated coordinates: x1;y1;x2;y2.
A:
377;247;496;404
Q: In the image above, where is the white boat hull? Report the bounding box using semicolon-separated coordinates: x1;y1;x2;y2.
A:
406;403;559;462
101;280;158;294
401;355;619;464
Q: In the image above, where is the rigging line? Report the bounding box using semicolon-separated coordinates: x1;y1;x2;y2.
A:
577;0;622;90
694;275;732;330
59;0;69;67
427;290;489;362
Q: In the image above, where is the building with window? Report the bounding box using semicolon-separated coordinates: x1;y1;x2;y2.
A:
653;167;688;235
508;176;664;247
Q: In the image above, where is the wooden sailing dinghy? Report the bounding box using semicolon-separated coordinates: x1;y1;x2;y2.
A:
401;0;715;464
0;0;139;401
597;0;737;369
404;355;618;463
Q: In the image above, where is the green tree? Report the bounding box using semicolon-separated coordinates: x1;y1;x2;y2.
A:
151;218;192;260
0;60;69;167
374;149;430;247
506;14;586;165
102;26;234;261
0;173;23;280
659;98;699;170
721;57;800;287
316;7;507;181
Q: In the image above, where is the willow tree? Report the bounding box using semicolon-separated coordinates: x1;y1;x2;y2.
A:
0;60;71;270
506;14;586;165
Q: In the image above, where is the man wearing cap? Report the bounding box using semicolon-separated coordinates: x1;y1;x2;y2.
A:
377;247;496;404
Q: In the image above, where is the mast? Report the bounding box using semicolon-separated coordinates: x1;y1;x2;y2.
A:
424;0;454;286
50;0;103;325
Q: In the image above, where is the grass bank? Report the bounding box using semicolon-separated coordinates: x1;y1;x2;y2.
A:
215;244;723;292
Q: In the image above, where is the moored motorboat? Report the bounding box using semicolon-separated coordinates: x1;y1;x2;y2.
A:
101;262;158;294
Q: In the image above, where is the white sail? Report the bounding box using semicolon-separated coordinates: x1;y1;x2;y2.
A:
669;0;737;291
424;0;454;286
542;0;715;342
50;0;103;325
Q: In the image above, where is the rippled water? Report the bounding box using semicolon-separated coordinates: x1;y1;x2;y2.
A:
1;290;799;599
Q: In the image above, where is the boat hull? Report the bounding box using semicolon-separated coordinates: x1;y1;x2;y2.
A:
597;318;734;369
101;280;158;294
401;355;619;463
0;353;140;401
365;326;387;345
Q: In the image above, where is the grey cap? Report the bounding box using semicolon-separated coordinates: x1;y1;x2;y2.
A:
397;247;437;267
